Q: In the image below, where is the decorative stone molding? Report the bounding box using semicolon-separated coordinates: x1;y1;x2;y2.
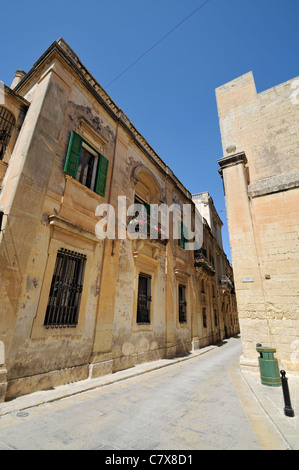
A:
217;151;247;176
248;169;299;198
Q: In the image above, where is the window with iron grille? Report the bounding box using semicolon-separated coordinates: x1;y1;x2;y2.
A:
203;307;207;328
0;106;15;160
44;249;86;328
137;273;152;324
214;308;218;327
178;284;187;323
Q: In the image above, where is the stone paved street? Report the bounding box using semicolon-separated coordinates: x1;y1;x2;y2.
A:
0;337;290;450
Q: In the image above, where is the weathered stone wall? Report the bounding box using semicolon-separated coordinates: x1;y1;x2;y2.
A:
217;72;299;371
0;341;7;401
0;40;239;400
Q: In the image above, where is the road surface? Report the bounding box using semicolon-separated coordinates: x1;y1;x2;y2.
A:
0;337;286;450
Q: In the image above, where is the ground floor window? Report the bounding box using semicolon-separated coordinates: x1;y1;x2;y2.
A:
203;307;207;328
178;284;187;323
214;309;218;326
44;248;86;328
137;273;152;324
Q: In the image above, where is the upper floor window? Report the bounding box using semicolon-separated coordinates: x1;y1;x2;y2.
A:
132;194;150;235
64;131;109;196
0;107;15;160
129;194;167;244
178;221;189;250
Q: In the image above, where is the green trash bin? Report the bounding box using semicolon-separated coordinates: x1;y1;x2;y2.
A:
256;345;281;387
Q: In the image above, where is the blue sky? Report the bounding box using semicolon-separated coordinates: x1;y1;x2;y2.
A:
1;0;299;261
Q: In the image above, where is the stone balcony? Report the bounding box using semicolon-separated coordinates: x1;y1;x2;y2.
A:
194;253;215;276
219;275;235;292
128;216;168;246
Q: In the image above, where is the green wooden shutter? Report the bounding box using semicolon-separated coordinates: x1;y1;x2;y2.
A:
183;225;189;250
134;195;150;214
178;222;184;248
144;201;150;216
95;154;109;196
64;131;82;178
178;223;189;249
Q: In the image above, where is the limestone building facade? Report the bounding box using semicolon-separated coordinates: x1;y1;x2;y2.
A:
0;39;238;401
216;72;299;372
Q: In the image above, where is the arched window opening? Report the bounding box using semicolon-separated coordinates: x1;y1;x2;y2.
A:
130;165;168;245
0;107;15;160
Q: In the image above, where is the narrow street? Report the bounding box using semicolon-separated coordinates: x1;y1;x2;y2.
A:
0;337;286;450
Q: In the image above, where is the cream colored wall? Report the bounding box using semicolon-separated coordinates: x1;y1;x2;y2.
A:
0;161;7;187
217;72;299;371
0;63;72;389
251;189;299;370
0;54;118;398
0;43;239;401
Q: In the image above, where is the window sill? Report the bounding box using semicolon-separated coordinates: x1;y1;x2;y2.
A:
133;322;153;333
177;321;189;329
65;174;104;201
31;323;84;339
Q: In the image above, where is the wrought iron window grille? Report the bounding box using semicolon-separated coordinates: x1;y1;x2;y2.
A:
44;248;87;328
203;307;207;328
0;107;15;160
137;273;152;324
178;284;187;323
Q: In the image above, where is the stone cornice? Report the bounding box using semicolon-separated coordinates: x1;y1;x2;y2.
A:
2;83;29;108
217;152;247;176
14;38;193;203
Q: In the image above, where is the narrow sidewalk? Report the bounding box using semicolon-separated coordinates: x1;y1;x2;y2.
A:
241;368;299;450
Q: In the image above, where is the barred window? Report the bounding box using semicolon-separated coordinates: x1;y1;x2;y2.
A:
137;273;152;324
0;107;15;160
44;249;86;328
203;307;207;328
178;284;187;323
214;309;218;327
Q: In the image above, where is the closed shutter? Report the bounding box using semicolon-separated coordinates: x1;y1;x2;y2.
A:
178;222;184;248
95;154;109;196
134;195;150;214
183;225;189;250
144;201;150;215
64;131;83;178
178;223;189;249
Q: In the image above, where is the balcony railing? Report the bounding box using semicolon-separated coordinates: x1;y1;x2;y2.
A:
219;275;234;292
194;252;215;276
128;215;168;246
